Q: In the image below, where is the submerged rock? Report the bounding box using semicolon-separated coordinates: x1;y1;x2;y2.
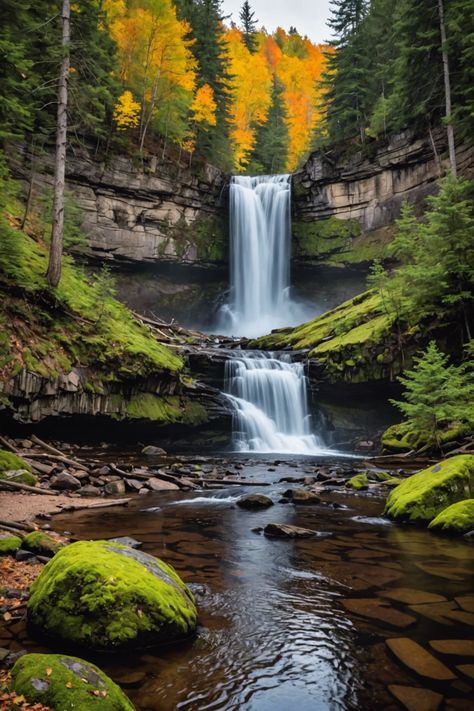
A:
237;494;273;509
386;638;456;681
384;455;474;524
263;523;316;539
27;540;197;650
11;653;134;710
428;499;474;534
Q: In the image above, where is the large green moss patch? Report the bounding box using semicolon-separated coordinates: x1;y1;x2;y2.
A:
27;540;197;650
428;499;474;534
12;653;134;710
384;455;474;523
0;449;32;473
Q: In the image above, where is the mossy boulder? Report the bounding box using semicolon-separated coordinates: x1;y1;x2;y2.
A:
346;473;369;490
0;532;22;555
22;530;67;558
27;540;197;650
0;449;32;473
381;421;469;454
428;499;474;534
0;450;35;485
384;455;474;523
11;653;134;710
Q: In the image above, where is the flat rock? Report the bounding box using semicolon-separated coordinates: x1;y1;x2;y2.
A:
341;598;416;629
142;445;167;456
379;588;447;605
388;685;443;711
113;670;146;687
109;536;143;549
456;665;474;680
454;595;474;613
263;523;316;539
415;562;467;582
429;640;474;656
237;494;273;510
409;601;458;625
386;638;457;680
147;477;179;491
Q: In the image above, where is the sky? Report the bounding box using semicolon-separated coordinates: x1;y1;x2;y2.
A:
222;0;332;44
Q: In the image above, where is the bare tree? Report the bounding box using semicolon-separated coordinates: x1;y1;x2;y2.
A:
438;0;457;178
46;0;70;287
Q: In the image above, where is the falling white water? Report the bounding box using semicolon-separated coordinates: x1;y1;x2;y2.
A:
225;352;332;455
218;175;312;338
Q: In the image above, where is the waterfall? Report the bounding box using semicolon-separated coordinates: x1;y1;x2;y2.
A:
219;175;310;338
225;352;330;455
221;173;330;455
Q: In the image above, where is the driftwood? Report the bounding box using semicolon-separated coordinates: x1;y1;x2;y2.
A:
54;498;131;513
0;523;25;537
0;479;59;496
30;435;89;471
0;435;20;453
20;451;89;472
23;459;55;476
0;518;37;532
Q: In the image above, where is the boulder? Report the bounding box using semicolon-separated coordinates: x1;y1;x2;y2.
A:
0;449;32;474
428;499;474;534
51;471;82;491
142;445;167;456
27;540;197;650
0;533;22;555
237;494;274;510
287;489;321;504
104;480;126;495
11;653;134;710
384;455;474;523
146;477;179;491
22;531;67;558
263;523;316;539
78;484;102;497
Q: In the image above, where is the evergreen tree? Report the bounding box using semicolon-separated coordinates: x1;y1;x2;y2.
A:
391;341;474;449
249;78;288;173
327;0;368;40
239;1;258;53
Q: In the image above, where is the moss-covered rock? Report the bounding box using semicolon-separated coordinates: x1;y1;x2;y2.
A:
22;530;67;557
381;421;469;454
0;449;32;473
27;540;197;650
11;653;134;710
346;473;369;490
292;217;361;261
0;469;37;486
0;532;22;555
384;455;474;523
428;499;474;534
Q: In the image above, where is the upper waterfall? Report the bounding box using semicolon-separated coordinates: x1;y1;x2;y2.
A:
218;174;311;338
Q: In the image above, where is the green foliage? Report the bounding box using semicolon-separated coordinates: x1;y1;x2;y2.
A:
249;78;288;173
390;341;474;450
27;540;197;650
293;216;361;259
384;454;474;523
12;653;135;710
239;1;258;53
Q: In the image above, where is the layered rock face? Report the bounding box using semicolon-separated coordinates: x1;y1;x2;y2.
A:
292;129;474;264
11;143;228;267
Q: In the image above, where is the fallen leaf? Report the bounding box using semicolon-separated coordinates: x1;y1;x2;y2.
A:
45;668;52;677
65;681;73;688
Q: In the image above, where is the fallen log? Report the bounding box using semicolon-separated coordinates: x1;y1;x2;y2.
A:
0;435;20;453
0;480;60;496
0;518;38;532
0;523;25;537
54;498;131;514
20;451;90;473
23;459;55;476
30;435;89;471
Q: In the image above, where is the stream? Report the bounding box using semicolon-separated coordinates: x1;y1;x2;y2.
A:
10;457;473;710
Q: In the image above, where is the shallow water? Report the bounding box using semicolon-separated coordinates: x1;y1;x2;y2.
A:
10;458;474;710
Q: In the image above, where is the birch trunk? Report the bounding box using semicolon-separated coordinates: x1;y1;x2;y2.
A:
46;0;70;287
438;0;457;178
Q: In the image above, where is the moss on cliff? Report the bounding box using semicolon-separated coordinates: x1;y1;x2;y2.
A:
121;393;208;425
292;216;361;260
158;214;227;263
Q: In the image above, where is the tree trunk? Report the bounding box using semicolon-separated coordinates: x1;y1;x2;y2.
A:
46;0;70;288
438;0;457;178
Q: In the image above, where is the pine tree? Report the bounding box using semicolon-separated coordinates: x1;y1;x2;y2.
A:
249;78;288;173
239;1;258;53
327;0;368;40
391;341;474;449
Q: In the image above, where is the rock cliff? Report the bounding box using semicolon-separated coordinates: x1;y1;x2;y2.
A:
292;129;474;265
10;143;228;267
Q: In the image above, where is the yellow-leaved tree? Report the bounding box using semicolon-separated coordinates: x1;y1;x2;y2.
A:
113;90;141;129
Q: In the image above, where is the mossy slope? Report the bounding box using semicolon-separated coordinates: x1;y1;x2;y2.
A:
12;653;134;710
250;290;402;383
27;540;197;650
428;499;474;533
384;455;474;523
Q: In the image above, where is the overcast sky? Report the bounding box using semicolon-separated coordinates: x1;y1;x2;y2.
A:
222;0;332;44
